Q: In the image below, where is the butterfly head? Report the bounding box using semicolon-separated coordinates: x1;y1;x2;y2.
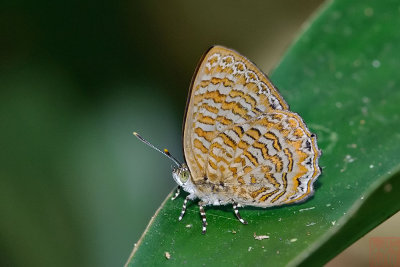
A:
172;163;196;194
172;163;191;185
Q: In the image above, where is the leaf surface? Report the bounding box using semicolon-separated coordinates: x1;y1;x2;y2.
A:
126;0;400;265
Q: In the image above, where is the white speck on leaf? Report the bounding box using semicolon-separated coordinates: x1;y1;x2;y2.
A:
165;252;171;260
370;164;374;169
372;59;381;68
254;233;270;240
248;246;253;252
299;207;315;212
348;143;357;148
362;96;370;104
290;238;298;243
341;155;356;172
345;155;355;163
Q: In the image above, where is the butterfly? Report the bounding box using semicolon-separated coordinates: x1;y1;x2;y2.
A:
134;46;321;234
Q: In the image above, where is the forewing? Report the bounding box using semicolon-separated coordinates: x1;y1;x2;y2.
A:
183;46;289;182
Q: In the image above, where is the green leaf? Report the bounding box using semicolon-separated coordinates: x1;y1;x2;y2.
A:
126;0;400;265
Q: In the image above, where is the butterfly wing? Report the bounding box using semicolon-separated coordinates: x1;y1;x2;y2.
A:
183;46;320;206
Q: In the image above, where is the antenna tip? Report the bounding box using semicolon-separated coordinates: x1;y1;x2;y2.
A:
164;148;169;153
133;131;138;136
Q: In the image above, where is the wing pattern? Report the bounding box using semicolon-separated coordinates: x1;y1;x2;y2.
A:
183;46;321;207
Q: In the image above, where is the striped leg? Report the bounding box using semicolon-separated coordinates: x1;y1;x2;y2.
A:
233;202;248;225
199;203;207;234
171;186;181;200
178;195;189;221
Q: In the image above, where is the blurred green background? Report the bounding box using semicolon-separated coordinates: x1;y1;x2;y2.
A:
0;1;329;266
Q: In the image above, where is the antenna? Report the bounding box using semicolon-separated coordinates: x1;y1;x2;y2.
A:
133;132;181;167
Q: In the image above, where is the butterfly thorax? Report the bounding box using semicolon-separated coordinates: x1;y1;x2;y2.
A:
172;163;235;205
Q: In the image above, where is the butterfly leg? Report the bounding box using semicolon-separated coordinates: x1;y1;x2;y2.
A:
233;202;248;225
178;195;189;221
171;186;181;200
199;202;208;234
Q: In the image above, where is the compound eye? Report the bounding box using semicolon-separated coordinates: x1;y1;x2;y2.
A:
180;170;189;183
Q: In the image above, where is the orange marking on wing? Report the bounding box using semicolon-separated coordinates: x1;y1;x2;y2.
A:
220;133;236;149
219;165;226;173
283;148;293;172
264;172;281;189
253;141;268;160
283;162;308;203
216;115;233;125
199;103;219;114
258;117;277;129
221;101;249;119
264;132;282;151
294;128;305;138
287;118;298;128
234;157;243;164
270;155;283;173
233;126;244;138
230;167;238;177
243;150;258;166
198;77;235;89
238;140;249;150
271;173;287;203
243;166;252;174
223;66;234;74
209;143;230;165
194;127;214;141
289;139;304;151
210;77;235;88
193;139;208;153
251;187;268;198
246;128;261;140
259;189;279;202
208;160;218;170
194;89;226;104
197;113;215;125
229;89;257;107
246;71;258;81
